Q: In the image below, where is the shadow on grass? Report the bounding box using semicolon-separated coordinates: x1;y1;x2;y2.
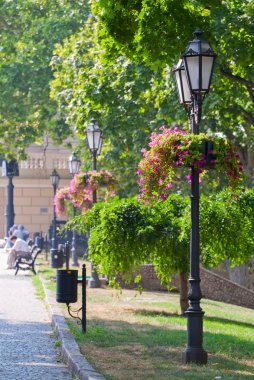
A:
204;315;254;329
134;308;254;329
70;317;254;380
134;309;183;318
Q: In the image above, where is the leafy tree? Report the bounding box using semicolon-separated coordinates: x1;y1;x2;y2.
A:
74;196;190;314
50;1;254;197
50;18;178;196
91;0;254;180
0;0;89;159
199;189;254;267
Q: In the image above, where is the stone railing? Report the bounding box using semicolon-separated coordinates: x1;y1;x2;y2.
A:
20;158;69;170
20;158;45;169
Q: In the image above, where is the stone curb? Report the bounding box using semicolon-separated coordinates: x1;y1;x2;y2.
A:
40;276;106;380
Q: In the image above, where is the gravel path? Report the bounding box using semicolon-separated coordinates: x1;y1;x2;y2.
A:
0;249;73;380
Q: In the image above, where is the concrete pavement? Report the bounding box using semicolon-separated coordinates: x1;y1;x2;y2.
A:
0;247;105;380
0;248;74;380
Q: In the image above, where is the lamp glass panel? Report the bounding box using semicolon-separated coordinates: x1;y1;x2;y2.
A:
202;56;214;90
175;69;184;103
181;69;191;102
68;157;80;175
87;129;101;151
50;172;59;186
97;136;103;155
86;130;94;150
185;56;199;91
93;130;101;150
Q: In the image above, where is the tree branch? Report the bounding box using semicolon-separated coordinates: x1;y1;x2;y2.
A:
221;67;254;103
221;67;254;88
239;106;254;126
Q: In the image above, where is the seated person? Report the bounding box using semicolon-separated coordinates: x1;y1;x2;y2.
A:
13;224;29;241
6;235;31;269
4;224;17;251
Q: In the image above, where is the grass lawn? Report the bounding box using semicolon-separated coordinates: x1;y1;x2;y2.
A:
37;258;254;380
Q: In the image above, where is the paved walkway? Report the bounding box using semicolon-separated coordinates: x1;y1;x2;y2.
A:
0;248;74;380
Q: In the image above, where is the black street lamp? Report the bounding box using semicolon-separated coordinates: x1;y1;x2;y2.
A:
50;169;60;250
2;159;19;236
86;118;103;203
86;118;103;288
173;29;216;365
68;153;81;267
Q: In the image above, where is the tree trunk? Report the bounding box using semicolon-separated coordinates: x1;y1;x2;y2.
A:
179;272;189;315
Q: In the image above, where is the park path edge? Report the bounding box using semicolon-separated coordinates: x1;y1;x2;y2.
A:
40;275;106;380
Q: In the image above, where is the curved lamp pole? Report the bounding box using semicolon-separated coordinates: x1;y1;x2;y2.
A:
173;29;216;365
86;118;103;287
68;153;81;267
50;169;60;250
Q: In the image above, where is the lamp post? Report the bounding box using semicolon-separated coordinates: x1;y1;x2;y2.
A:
86;118;103;203
50;169;60;250
68;153;81;267
2;159;19;236
86;118;103;288
173;29;216;365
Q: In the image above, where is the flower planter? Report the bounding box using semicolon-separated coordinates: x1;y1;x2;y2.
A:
138;127;244;202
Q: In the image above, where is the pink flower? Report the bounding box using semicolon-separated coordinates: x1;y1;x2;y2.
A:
165;183;173;189
139;178;144;186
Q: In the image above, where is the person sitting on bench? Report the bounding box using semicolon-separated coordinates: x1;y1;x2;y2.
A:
6;235;31;269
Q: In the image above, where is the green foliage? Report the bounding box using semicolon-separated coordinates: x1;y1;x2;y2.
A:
74;195;190;285
92;0;218;67
199;189;254;267
50;1;254;196
72;189;254;286
50;18;177;195
0;0;89;159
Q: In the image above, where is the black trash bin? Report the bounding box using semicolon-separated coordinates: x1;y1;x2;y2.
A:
35;236;44;249
56;269;78;303
33;232;40;243
50;248;64;268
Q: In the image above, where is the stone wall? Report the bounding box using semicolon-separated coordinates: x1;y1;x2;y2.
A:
119;264;254;309
0;139;73;238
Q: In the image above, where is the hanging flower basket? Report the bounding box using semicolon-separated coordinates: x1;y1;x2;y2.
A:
54;170;117;217
138;126;244;202
88;170;118;191
54;188;71;217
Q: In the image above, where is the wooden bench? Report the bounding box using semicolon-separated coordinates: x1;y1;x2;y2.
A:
14;245;42;276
